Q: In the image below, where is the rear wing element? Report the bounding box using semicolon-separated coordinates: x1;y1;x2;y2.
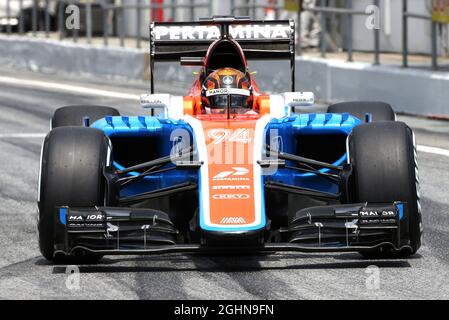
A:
149;16;296;93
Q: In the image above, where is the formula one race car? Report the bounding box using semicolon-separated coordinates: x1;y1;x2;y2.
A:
37;16;422;263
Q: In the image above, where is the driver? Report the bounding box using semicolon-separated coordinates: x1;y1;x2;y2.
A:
201;68;255;115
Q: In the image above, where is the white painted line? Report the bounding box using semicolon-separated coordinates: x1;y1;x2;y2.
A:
417;145;449;157
0;76;140;101
0;133;46;138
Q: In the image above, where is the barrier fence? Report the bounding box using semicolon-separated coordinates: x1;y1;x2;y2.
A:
0;0;447;70
0;0;211;48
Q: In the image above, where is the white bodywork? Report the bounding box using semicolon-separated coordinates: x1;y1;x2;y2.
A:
140;91;315;120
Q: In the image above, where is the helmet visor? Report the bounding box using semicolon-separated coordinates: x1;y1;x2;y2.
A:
206;88;251;114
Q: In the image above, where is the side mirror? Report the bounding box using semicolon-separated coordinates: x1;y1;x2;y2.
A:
140;93;184;119
283;92;315;107
140;93;170;109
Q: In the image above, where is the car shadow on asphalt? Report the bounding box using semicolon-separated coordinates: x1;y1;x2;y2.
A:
45;252;414;274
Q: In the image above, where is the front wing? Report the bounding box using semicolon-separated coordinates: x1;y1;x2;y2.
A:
53;202;413;258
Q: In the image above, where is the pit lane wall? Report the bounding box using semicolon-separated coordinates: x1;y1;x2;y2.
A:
1;35;448;117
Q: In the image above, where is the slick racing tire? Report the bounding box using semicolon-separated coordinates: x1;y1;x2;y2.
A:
38;127;111;263
327;101;395;122
51;105;120;128
349;122;422;258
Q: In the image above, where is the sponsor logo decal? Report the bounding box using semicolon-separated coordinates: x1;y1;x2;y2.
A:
213;167;249;179
205;88;250;97
220;217;247;224
212;194;250;200
68;214;103;221
359;210;396;217
222;76;234;85
212;185;251;190
67;213;105;229
358;209;398;225
153;24;290;41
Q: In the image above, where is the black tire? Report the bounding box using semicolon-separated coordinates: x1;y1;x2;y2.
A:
349;122;422;258
51;105;120;128
327;101;395;122
38;127;111;263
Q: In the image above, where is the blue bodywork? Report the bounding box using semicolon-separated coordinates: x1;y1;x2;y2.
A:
265;113;360;194
91;112;361;230
92;116;196;197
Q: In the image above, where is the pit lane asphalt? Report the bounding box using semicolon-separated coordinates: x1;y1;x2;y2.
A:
0;67;448;300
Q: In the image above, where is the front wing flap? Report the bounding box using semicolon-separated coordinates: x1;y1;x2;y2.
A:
285;202;406;249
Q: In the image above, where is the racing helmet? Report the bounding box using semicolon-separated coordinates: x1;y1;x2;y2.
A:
201;68;253;115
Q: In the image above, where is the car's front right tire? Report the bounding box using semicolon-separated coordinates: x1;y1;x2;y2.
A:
348;121;422;258
51;105;120;128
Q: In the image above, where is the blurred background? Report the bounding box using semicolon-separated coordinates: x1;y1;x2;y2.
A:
0;0;449;115
1;1;448;65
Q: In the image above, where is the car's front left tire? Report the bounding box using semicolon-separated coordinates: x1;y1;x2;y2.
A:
38;127;111;263
327;101;395;122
